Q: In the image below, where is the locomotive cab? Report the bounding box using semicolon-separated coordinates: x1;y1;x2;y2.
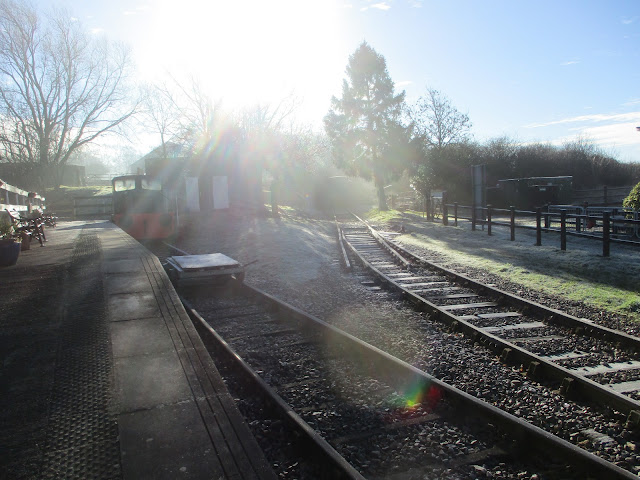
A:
111;175;175;240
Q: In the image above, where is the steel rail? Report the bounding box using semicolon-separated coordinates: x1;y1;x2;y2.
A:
335;216;352;271
182;291;366;480
342;217;640;421
161;240;191;256
184;280;635;480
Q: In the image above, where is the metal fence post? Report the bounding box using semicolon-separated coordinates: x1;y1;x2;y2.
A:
576;208;581;233
560;209;567;251
510;206;515;241
443;203;448;226
603;211;610;257
472;204;476;231
431;196;435;221
454;203;458;227
487;204;492;236
536;207;542;246
544;205;550;229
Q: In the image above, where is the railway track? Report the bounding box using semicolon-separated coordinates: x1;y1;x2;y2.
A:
337;215;640;423
148;223;640;478
178;278;634;479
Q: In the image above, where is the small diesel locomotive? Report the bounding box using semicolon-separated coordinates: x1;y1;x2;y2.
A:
111;174;175;240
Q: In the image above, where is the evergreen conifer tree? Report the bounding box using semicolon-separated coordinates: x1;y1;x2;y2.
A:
324;42;410;210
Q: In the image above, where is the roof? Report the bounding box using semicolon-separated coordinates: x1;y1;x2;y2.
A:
498;176;573;182
130;140;196;171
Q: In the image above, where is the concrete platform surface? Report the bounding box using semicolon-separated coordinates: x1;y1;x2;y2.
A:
0;220;276;480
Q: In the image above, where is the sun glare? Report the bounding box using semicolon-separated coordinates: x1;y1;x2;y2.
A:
139;0;346;125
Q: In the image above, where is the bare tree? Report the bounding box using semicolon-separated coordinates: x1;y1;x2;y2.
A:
236;95;301;212
0;0;138;188
139;82;182;159
239;94;300;136
157;74;231;146
410;88;472;149
145;72;302;212
174;76;218;139
408;88;471;216
265;124;330;214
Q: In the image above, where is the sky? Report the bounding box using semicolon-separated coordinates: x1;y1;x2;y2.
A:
38;0;640;162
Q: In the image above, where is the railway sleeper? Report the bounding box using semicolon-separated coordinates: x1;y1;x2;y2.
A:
329;412;442;446
445;445;508;469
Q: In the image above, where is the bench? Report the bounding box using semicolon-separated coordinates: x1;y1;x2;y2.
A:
6;209;46;246
42;212;57;227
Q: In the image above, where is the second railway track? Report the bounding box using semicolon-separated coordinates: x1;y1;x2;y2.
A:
338;215;640;417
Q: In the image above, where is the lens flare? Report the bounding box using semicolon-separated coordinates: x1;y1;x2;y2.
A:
400;378;442;410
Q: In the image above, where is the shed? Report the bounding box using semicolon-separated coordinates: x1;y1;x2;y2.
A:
132;136;261;214
487;176;573;209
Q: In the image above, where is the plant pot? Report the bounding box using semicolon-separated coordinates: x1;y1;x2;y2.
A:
0;239;21;266
20;232;30;251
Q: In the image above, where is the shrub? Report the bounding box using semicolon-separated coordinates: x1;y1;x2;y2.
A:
0;219;14;239
623;182;640;211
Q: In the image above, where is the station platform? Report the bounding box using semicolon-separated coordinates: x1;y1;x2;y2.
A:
0;220;276;480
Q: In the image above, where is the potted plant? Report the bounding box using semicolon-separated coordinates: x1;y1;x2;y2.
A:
0;218;21;266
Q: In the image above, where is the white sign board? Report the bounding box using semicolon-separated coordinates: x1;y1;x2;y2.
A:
185;177;200;212
212;176;229;209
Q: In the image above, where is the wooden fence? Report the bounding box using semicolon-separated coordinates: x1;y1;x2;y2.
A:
572;185;633;206
442;203;640;257
73;195;112;219
0;179;47;222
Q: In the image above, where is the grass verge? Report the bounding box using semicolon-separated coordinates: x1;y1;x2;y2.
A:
364;210;640;323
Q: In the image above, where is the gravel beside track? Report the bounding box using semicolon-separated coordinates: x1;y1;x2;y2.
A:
163;210;640;477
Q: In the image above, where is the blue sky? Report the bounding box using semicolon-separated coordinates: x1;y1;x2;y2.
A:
41;0;640;161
